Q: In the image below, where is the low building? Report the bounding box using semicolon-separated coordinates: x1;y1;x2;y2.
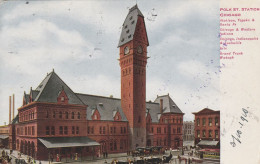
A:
193;108;220;149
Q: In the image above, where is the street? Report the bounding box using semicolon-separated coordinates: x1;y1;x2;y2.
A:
1;148;220;164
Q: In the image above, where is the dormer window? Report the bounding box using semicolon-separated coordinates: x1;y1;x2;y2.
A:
61;97;64;102
94;115;97;120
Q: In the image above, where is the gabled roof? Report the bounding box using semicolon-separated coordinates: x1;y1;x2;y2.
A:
146;102;160;123
76;93;128;121
23;92;30;104
30;70;84;105
118;5;145;47
154;95;183;114
193;108;220;115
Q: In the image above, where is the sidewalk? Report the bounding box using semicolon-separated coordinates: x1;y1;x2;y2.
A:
1;148;129;164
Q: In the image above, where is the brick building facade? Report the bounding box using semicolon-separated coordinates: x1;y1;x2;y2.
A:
193;108;220;148
183;121;194;141
6;5;184;160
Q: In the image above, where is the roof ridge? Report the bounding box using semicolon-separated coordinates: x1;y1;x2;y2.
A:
76;93;121;100
34;72;54;101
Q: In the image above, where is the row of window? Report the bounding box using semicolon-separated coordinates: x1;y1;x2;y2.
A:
19;111;35;122
197;130;219;138
156;138;167;146
196;117;219;127
150;127;181;134
88;126;127;135
17;126;35;136
46;111;81;120
46;126;79;135
160;118;183;124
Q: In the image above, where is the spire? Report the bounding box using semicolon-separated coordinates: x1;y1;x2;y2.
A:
118;4;145;47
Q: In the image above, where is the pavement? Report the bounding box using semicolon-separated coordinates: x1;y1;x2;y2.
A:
1;148;220;164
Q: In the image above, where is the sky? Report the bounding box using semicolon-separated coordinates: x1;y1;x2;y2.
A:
0;0;220;125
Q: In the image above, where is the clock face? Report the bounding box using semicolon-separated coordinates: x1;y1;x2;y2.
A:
124;46;129;55
137;45;143;54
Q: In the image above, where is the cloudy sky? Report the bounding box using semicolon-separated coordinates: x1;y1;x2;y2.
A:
0;0;220;125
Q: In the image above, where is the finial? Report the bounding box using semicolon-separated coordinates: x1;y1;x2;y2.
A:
52;68;54;72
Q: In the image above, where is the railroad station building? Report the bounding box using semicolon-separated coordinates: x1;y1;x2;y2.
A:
6;5;184;160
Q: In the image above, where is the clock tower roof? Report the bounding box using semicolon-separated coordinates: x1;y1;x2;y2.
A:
118;4;148;47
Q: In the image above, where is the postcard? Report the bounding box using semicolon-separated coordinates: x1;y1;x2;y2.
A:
0;0;259;164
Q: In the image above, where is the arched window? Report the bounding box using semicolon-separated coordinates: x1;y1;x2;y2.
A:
71;112;75;119
65;112;69;119
59;111;62;119
77;112;80;119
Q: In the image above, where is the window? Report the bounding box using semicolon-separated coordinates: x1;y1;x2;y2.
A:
64;126;68;135
121;127;123;134
180;118;182;123
197;130;200;138
114;141;117;150
114;127;116;134
59;111;62;119
173;118;175;123
103;127;106;134
202;118;206;126
209;130;212;138
209;118;212;126
177;127;181;133
110;127;113;134
120;139;123;149
173;128;176;134
215;117;219;126
72;126;75;134
202;130;206;138
77;112;80;119
124;127;126;133
91;126;94;134
71;112;74;119
46;126;50;135
197;118;200;126
100;127;102;134
59;126;63;135
164;127;166;133
64;112;68;119
53;111;56;118
110;141;113;151
76;127;79;134
25;127;27;135
151;127;153;133
51;126;55;135
215;130;219;138
32;112;34;119
94;115;97;120
46;111;49;118
28;127;31;135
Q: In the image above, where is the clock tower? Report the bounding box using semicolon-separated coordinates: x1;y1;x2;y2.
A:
118;5;149;150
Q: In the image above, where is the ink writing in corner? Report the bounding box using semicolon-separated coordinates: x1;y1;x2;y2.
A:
230;107;250;147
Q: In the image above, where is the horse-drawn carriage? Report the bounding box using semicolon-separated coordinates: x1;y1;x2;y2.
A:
132;146;165;157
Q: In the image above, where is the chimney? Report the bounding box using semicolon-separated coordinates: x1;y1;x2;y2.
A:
12;94;15;120
9;96;11;124
160;99;163;114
